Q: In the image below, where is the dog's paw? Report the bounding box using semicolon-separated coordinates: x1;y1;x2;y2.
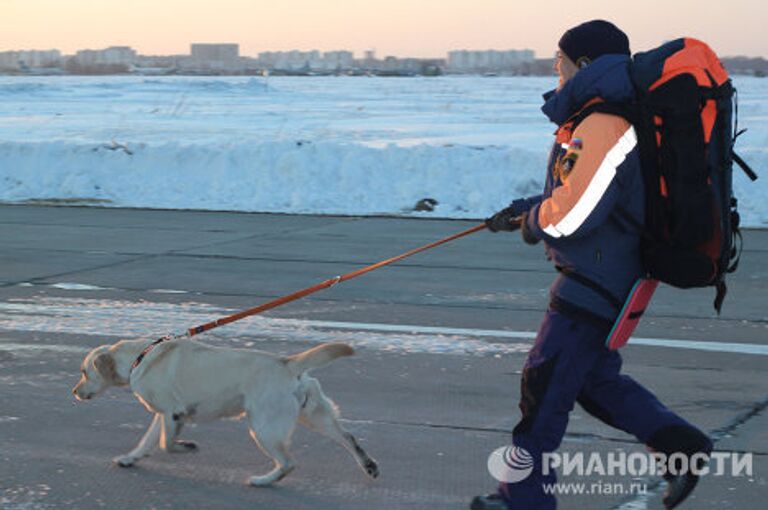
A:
363;459;380;479
248;475;275;487
173;440;198;452
113;455;136;468
248;465;294;487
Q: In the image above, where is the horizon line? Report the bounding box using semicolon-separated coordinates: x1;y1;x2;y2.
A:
1;45;767;61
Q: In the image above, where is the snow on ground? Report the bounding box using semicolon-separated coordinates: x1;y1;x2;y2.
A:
0;294;532;357
0;75;766;225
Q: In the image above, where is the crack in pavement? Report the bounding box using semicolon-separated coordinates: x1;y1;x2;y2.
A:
710;394;768;442
342;418;640;446
345;415;767;456
609;394;768;509
0;219;358;289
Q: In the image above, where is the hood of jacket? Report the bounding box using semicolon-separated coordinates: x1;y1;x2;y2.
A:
541;54;635;126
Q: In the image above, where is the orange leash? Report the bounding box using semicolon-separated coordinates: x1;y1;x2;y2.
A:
184;223;488;338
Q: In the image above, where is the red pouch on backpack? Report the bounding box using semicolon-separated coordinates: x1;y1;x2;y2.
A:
605;279;659;350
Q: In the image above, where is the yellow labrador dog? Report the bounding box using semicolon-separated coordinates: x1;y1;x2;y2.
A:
73;338;379;486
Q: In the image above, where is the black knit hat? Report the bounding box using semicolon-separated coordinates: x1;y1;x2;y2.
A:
558;20;630;68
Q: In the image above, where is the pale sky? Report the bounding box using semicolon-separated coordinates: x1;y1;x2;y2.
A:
1;0;764;58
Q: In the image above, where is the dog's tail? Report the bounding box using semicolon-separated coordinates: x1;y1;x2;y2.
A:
284;342;354;376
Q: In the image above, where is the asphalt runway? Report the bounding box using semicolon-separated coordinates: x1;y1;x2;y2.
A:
0;204;766;509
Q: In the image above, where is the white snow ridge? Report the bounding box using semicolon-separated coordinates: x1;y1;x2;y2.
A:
0;75;766;225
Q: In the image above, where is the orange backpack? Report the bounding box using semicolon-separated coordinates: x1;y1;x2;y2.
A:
576;38;757;313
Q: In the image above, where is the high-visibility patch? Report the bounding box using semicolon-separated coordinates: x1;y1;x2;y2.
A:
554;137;583;182
555;150;580;181
561;151;579;179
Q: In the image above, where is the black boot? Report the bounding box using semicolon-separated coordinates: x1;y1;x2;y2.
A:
470;493;509;510
646;425;713;509
662;471;701;509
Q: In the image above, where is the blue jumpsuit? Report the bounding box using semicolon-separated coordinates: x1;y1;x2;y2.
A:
498;54;712;509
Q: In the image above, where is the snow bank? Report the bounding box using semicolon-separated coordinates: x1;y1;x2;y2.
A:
0;139;545;218
0;76;766;225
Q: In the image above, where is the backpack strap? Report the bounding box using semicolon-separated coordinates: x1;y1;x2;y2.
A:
555;266;624;311
567;101;639;132
733;151;758;181
727;224;744;275
714;280;727;315
549;295;614;331
731;87;758;182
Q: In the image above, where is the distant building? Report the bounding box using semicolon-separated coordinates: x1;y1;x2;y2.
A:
0;51;21;70
187;43;240;72
362;55;444;76
0;49;61;70
135;54;184;68
447;49;535;74
19;50;61;67
722;56;768;77
378;56;421;75
75;46;137;66
0;43;562;76
281;50;321;70
257;50;353;72
320;50;354;71
190;43;239;61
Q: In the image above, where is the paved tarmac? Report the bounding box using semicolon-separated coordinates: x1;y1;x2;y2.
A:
0;204;766;510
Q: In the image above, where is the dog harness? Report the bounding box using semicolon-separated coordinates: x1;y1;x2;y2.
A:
131;336;172;371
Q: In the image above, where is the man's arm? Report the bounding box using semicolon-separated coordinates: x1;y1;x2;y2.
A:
523;113;637;244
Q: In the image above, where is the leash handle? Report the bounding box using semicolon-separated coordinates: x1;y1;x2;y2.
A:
186;223;487;337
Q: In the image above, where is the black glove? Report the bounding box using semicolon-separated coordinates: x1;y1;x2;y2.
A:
485;206;522;233
520;212;540;245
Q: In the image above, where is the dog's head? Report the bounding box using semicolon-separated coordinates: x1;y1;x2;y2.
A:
72;345;120;401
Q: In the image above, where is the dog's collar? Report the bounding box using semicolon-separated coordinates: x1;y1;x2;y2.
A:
131;336;171;371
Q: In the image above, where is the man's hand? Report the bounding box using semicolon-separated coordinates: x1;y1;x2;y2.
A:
485;206;522;233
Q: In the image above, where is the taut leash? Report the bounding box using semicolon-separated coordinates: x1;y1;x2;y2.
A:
186;223;487;337
132;222;488;369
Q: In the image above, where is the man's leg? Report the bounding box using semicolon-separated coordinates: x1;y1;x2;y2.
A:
575;349;695;441
494;310;610;510
576;349;713;508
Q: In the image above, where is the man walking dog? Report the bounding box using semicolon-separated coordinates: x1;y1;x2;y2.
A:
472;20;712;510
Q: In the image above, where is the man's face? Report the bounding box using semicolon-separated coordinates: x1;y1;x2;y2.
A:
554;51;579;90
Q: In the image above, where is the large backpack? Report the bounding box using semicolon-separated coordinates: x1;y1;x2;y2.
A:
576;38;758;313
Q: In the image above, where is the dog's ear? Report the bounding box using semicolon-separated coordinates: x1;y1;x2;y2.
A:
93;352;117;382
